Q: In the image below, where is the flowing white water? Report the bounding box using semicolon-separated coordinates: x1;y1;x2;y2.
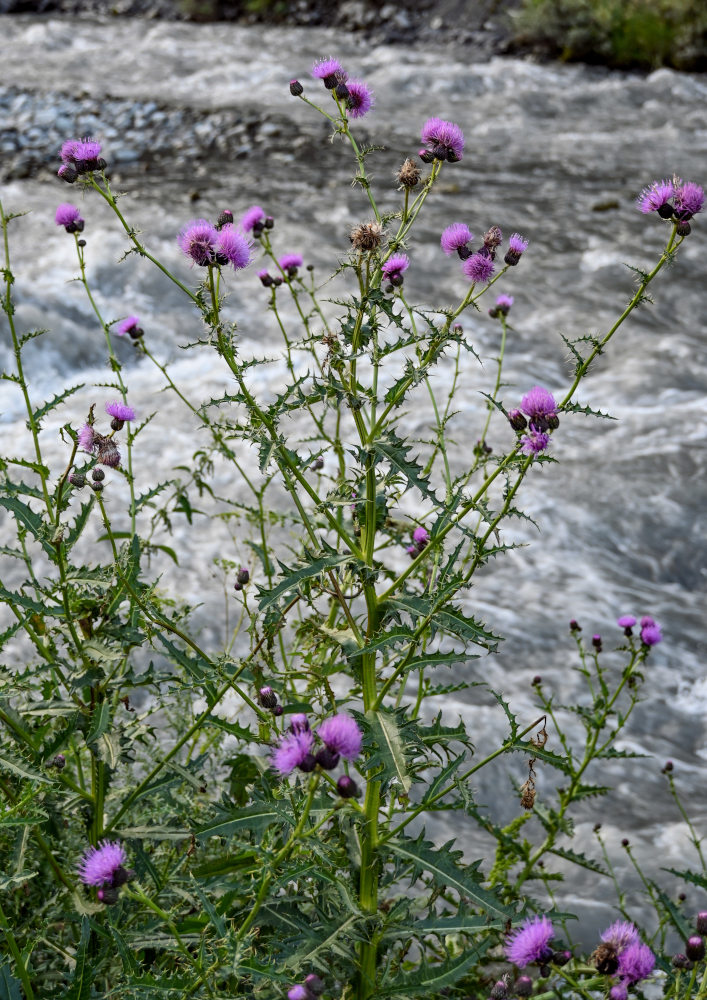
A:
1;14;706;939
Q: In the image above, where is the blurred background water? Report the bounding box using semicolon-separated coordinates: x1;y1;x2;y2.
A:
1;13;706;940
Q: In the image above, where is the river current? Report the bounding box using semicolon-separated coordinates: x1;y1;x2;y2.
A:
1;14;706;940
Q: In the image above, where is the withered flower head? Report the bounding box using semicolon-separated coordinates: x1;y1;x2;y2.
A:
483;226;503;253
395;158;421;189
350;220;384;252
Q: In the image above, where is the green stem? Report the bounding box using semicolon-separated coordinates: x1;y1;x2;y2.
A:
0;897;35;1000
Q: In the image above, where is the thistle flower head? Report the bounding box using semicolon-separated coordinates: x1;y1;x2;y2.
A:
316;713;363;760
55;203;84;230
640;621;662;646
350;220;383;252
505;915;554;967
674;181;704;218
616;941;655;984
462;253;495;284
396;158;421;189
312;57;346;80
215;225;252;270
520;386;558;421
272;730;315;775
116;316;141;337
420;117;464;162
346;79;374;119
508;233;529;254
60;137;102;168
178;219;218;266
78;840;128;886
637;179;675;214
521;429;550;454
601;921;640;952
617;615;636;628
279;253;303;273
382;254;409;281
412;526;430;548
240;204;266;232
105;401;136;422
496;294;514;310
78;423;96;452
440;222;473;256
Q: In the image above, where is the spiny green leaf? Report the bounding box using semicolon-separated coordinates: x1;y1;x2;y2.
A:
0;963;22;1000
60;916;92;1000
380;935;491;995
31;383;85;428
363;707;415;793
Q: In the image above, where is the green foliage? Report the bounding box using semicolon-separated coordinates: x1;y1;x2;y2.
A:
513;0;707;70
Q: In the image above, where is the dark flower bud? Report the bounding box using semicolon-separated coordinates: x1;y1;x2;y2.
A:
452;323;463;333
90;481;104;493
315;746;340;770
252;222;264;238
657;202;675;219
264;216;274;229
419;148;435;164
457;245;473;260
672;953;692;970
488;307;499;318
621;838;629;847
538;965;550;978
58;164;78;183
504;250;521;266
592;943;619;975
77;238;86;247
272;704;283;717
258;271;273;287
298;753;317;773
432;144;447;160
97;439;121;468
674;208;693;222
553;950;571;966
96;158;107;172
697;913;707;935
446;149;460;163
686;936;706;962
337;775;360;798
532;675;542;686
311;456;324;471
51;753;66;770
676;220;691;236
91;468;105;482
111;866;131;888
97;886;120;905
304;974;324;995
592;634;602;651
258;686;278;710
514;976;533;997
490;981;508;999
233;581;242;592
216;209;233;229
508;408;527;432
110;417;125;432
679;893;686;901
569;619;581;632
237;566;250;586
323;73;338;90
390;272;404;287
335;82;349;100
547;414;560;430
289;79;304;97
593;822;602;832
273;276;283;286
69;472;86;488
663;760;673;772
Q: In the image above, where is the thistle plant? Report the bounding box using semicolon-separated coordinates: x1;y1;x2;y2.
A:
0;54;705;1000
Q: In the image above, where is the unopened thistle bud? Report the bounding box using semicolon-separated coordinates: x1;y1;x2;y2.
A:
304;974;325;995
97;886;120;905
315;746;340;770
258;686;278;710
350;220;383;252
508;409;527;432
216;209;233;229
236;566;250;586
686;936;706;962
335;81;350;100
289;79;304;97
490;980;508;999
569;619;581;632
672;953;692;970
90;481;104;493
298;753;317;773
676;220;691;236
51;753;66;770
337;774;360;798
697;913;707;936
273;705;283;717
311;456;324;471
69;472;86;488
592;634;602;651
91;468;105;482
396;158;421;188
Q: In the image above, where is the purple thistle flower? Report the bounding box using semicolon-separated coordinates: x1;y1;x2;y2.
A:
505;915;554;967
601;921;640;952
520;386;558;421
288;987;311;1000
420;117;464;162
640;615;654;627
240;204;266;232
55;203;84;231
78;423;95;452
609;985;628;1000
508;233;529;254
637;179;675;214
674;181;704;218
617;615;636;629
462;252;495;284
382;254;409;281
346;79;374;119
60;137;103;169
78;840;128;886
178;219;218;266
440;222;473;256
272;730;315;775
317;713;363;761
496;294;514;310
406;544;418;557
289;713;310;735
312;57;346;81
521;429;550;454
279;253;303;273
116;316;141;337
412;526;429;548
215;225;251;270
616;941;655;984
105;400;136;422
640;622;662;645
